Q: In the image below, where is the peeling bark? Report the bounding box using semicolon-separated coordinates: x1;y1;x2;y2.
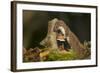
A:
40;18;58;49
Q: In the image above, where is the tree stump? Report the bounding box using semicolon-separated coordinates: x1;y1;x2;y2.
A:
40;18;90;59
40;18;58;49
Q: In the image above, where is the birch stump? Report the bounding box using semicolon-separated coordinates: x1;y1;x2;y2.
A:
40;18;90;59
40;18;58;49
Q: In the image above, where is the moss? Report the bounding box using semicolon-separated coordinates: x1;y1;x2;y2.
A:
46;49;77;61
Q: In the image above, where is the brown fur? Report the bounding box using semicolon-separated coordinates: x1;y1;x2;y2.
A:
54;20;85;58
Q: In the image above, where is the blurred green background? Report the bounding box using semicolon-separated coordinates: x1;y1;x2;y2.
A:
23;10;91;49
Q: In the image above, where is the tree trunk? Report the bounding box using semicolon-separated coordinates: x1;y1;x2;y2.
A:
40;18;58;49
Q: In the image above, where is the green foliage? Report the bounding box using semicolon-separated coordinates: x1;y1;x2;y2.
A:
46;49;77;61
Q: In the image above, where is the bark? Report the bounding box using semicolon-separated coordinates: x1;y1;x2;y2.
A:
40;18;58;49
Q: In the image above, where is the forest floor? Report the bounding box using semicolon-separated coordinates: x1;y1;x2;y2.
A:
23;46;90;62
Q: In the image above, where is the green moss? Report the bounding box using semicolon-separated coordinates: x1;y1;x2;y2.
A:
46;49;77;61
